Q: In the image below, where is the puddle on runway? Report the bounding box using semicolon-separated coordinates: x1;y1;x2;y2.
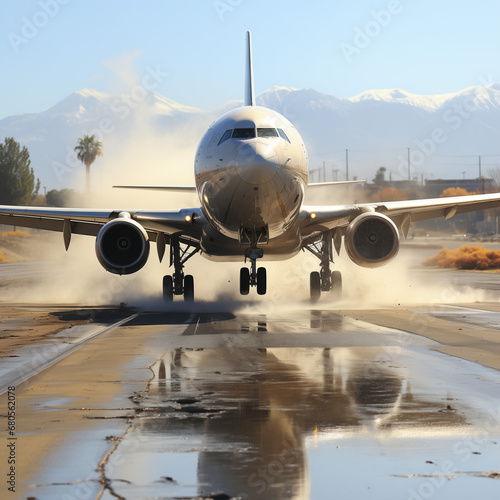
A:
424;305;500;330
107;345;500;499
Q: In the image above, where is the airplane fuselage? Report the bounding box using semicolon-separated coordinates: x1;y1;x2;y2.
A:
195;106;308;259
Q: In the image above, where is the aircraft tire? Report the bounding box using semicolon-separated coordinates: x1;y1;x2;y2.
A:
240;268;250;295
331;271;342;299
184;275;194;301
163;275;174;302
310;271;321;303
257;267;267;295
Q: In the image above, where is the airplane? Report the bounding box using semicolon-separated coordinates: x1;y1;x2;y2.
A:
3;31;500;303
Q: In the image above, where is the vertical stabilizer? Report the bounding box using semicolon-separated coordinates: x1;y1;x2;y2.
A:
244;31;255;106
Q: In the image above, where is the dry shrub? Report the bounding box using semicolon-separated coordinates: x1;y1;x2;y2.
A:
371;187;409;202
440;187;477;198
0;251;8;263
424;246;500;270
1;230;29;238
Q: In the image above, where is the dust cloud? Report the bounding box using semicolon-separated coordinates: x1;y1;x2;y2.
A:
1;231;491;311
1;55;492;311
1;52;211;307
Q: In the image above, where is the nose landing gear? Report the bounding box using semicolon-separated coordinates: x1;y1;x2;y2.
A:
240;247;267;295
239;227;268;296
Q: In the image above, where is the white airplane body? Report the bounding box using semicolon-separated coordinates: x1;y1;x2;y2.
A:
3;32;500;301
195;104;308;260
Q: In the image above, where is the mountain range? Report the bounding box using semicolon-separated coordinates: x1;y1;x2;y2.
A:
2;84;500;190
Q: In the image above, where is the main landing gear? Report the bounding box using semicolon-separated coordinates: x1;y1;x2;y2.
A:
163;236;199;302
239;228;267;296
305;232;342;303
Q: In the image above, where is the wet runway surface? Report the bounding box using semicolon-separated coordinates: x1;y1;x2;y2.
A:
111;343;500;500
1;264;500;498
1;303;499;499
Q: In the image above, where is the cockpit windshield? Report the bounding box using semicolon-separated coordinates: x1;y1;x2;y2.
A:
218;129;232;146
232;128;256;139
257;128;279;138
277;128;291;143
219;127;291;144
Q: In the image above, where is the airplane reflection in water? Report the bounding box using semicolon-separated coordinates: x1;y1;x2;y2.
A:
107;344;486;500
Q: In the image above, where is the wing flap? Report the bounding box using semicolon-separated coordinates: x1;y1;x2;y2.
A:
307;180;366;188
0;213;101;237
0;206;204;243
376;193;500;222
113;185;197;192
300;192;500;236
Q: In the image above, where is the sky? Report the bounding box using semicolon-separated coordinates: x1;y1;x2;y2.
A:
1;0;500;119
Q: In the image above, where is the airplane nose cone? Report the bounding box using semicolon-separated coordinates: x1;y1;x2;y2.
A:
236;141;278;184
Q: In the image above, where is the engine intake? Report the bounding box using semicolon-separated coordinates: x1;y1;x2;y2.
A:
96;217;150;275
345;212;399;268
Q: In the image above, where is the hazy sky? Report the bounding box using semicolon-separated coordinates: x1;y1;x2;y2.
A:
1;0;500;118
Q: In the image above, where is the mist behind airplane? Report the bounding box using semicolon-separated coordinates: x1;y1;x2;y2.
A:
2;32;500;303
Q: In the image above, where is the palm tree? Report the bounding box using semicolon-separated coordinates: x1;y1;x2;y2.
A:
74;135;103;196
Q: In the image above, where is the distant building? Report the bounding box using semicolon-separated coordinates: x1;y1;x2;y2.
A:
424;178;496;198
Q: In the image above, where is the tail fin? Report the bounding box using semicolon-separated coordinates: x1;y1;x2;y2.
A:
244;31;255;106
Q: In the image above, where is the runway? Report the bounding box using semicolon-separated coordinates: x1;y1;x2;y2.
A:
1;264;500;499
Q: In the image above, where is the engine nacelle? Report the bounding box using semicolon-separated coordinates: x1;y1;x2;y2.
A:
95;217;150;275
345;212;399;268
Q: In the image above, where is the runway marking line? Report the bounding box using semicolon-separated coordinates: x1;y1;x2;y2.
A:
0;313;139;395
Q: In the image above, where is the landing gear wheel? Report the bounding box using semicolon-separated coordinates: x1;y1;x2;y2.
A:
331;270;342;299
240;267;250;295
310;271;321;303
256;267;267;295
163;275;173;302
184;274;194;302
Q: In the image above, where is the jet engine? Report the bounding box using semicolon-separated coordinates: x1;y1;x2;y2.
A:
344;212;399;268
95;217;150;275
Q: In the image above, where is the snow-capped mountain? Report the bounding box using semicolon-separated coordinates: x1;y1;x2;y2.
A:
1;84;500;190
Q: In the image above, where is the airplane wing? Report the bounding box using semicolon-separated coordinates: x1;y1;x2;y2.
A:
300;192;500;239
113;185;197;192
307;180;366;188
0;205;203;246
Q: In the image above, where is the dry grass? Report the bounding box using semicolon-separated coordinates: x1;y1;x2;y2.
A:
0;251;9;263
424;246;500;270
1;230;29;238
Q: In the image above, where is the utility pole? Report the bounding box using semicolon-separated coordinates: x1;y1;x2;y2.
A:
479;155;484;193
407;147;411;181
345;149;349;181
